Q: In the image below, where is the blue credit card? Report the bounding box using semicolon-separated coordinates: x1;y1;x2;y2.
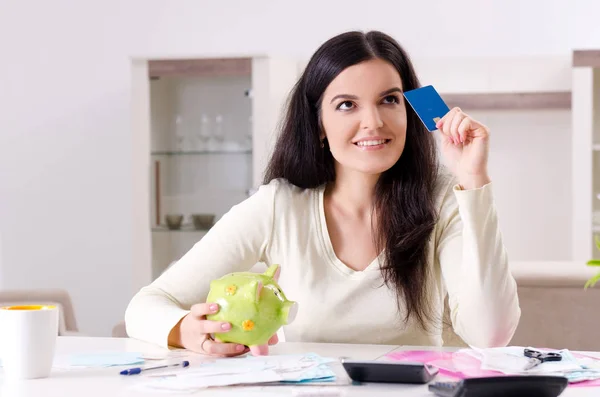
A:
403;85;450;132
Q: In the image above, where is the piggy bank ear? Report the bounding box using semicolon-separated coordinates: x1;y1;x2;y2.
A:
263;264;281;281
254;281;263;302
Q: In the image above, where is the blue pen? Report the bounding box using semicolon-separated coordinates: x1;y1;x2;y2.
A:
119;360;190;375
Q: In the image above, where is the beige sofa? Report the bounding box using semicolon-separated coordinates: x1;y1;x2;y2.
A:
444;261;600;351
508;261;600;351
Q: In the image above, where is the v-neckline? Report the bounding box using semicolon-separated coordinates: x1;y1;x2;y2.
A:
315;185;382;277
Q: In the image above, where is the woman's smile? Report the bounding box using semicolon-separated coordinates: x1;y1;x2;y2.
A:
353;138;392;151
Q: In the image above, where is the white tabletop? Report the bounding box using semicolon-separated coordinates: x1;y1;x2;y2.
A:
0;336;597;396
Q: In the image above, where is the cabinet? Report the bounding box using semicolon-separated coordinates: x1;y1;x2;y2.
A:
572;50;600;260
131;56;299;284
149;61;253;278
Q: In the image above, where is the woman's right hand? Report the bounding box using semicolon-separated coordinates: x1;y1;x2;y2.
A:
168;302;249;357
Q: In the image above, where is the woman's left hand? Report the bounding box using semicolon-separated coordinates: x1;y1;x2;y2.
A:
436;107;491;189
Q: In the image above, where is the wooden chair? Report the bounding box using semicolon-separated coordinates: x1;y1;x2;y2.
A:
112;320;127;338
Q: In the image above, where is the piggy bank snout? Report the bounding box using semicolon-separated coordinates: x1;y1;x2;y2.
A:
284;301;298;325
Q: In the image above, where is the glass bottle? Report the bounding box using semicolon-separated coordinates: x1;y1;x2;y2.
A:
198;114;211;151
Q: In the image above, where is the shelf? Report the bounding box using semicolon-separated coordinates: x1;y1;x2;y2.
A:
148;58;252;78
151;149;252;156
573;50;600;68
152;226;211;233
593;144;600;151
442;91;571;110
594;225;600;233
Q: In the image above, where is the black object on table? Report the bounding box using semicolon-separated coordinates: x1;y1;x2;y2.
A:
341;359;439;384
428;375;569;397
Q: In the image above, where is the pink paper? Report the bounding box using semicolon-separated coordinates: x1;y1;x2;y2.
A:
385;350;600;388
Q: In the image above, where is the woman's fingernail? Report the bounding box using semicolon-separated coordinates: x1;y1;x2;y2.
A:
236;345;245;352
221;323;231;330
209;304;218;312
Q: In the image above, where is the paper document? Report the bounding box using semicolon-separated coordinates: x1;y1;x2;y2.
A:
464;347;600;384
386;347;600;386
130;353;337;393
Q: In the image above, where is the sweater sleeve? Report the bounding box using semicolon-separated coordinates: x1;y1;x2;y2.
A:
436;179;521;348
124;180;279;348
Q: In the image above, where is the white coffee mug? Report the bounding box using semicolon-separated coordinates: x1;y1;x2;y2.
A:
0;305;59;379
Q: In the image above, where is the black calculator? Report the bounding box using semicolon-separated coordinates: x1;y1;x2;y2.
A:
341;359;439;384
428;375;568;397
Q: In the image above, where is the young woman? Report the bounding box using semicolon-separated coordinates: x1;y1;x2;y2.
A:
125;30;520;357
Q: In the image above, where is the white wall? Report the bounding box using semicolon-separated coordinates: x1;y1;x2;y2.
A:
1;0;599;336
467;110;572;261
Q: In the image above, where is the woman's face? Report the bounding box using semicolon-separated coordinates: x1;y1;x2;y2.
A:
320;58;407;176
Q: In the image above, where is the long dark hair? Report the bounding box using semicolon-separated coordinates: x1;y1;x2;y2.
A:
263;31;440;331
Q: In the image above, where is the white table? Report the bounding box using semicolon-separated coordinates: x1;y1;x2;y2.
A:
0;336;598;396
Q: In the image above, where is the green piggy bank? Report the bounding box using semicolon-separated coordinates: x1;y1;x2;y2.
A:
206;264;297;354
